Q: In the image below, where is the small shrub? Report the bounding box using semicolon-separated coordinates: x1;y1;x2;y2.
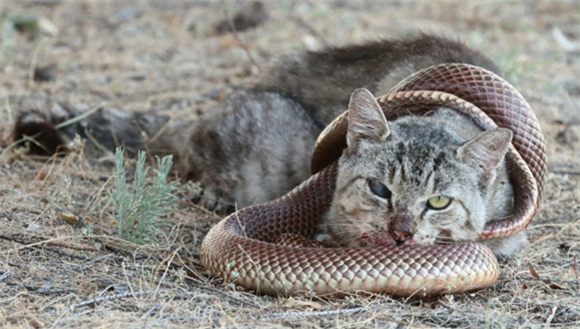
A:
111;148;178;244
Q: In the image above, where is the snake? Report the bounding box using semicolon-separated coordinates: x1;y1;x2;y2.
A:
200;63;547;297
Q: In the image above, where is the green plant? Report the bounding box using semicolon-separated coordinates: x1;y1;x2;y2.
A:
111;148;178;244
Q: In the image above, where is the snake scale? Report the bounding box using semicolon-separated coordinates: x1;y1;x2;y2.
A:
200;63;547;297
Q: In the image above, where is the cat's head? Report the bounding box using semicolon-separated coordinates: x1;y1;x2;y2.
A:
326;88;512;247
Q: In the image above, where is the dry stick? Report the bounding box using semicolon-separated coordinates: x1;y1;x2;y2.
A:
259;306;367;320
146;113;175;146
56;308;96;326
292;16;329;48
234;207;247;238
69;290;164;310
83;128;111;154
122;261;146;307
153;247;181;297
37;141;79;182
3;95;13;124
551;170;580;176
201;284;261;309
544;305;558;328
215;301;243;329
225;8;261;72
0;272;12;281
27;37;49;88
180;271;261;309
54;102;106;129
172;246;259;308
131;119;156;166
22;134;53;154
191;201;224;218
0;234;101;253
75;254;114;269
141;302;159;319
548;161;578;168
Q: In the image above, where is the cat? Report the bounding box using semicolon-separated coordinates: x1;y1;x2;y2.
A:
11;34;526;256
314;88;527;257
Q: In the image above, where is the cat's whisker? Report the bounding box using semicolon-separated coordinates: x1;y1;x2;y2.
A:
434;236;456;245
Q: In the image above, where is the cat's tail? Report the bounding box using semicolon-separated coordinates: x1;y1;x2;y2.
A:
10;100;188;163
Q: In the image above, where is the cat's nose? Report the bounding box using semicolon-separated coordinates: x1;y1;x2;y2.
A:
389;211;414;244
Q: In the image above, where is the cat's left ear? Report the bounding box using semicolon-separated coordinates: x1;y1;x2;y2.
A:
346;88;390;151
457;128;512;178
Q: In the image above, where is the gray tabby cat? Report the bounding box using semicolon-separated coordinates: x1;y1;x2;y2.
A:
12;34;526;256
315;88;526;257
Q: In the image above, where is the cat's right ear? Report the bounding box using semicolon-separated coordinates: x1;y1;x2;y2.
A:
457;127;512;180
346;88;390;151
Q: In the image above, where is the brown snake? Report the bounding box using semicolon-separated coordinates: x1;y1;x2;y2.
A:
200;64;547;297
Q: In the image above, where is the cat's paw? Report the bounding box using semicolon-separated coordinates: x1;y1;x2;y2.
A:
188;183;236;214
485;231;529;259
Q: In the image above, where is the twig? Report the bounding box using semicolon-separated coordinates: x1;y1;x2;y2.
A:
29;288;77;295
75;254;114;269
54;102;106;129
145;113;174;146
0;271;12;281
131;119;155;164
142;302;159;318
83;127;111;154
259;306;366;320
21;134;53;154
153;247;181;297
292;16;329;48
27;37;48;87
69;290;164;310
225;8;261;72
544;305;558;328
4;95;13;124
0;234;101;253
548;161;578;169
183;275;260;308
551;170;580;176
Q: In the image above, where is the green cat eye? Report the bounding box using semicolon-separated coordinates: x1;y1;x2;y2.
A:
427;196;452;210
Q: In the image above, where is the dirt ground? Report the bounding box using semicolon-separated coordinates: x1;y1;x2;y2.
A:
1;1;579;328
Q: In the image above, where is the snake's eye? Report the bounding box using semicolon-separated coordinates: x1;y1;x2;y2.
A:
368;178;391;199
427;196;452;210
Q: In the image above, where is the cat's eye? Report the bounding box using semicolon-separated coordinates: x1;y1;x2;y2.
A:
368;178;391;199
427;196;452;210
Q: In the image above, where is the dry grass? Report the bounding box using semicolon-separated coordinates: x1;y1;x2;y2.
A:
1;1;579;328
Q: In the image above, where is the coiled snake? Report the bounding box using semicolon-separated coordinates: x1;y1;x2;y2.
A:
200;64;547;297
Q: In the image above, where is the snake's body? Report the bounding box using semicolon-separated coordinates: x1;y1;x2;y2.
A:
200;64;546;297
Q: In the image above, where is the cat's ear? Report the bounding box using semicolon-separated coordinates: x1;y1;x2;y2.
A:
457;128;512;178
346;88;390;151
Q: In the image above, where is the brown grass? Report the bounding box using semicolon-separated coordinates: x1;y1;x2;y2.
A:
1;1;579;328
